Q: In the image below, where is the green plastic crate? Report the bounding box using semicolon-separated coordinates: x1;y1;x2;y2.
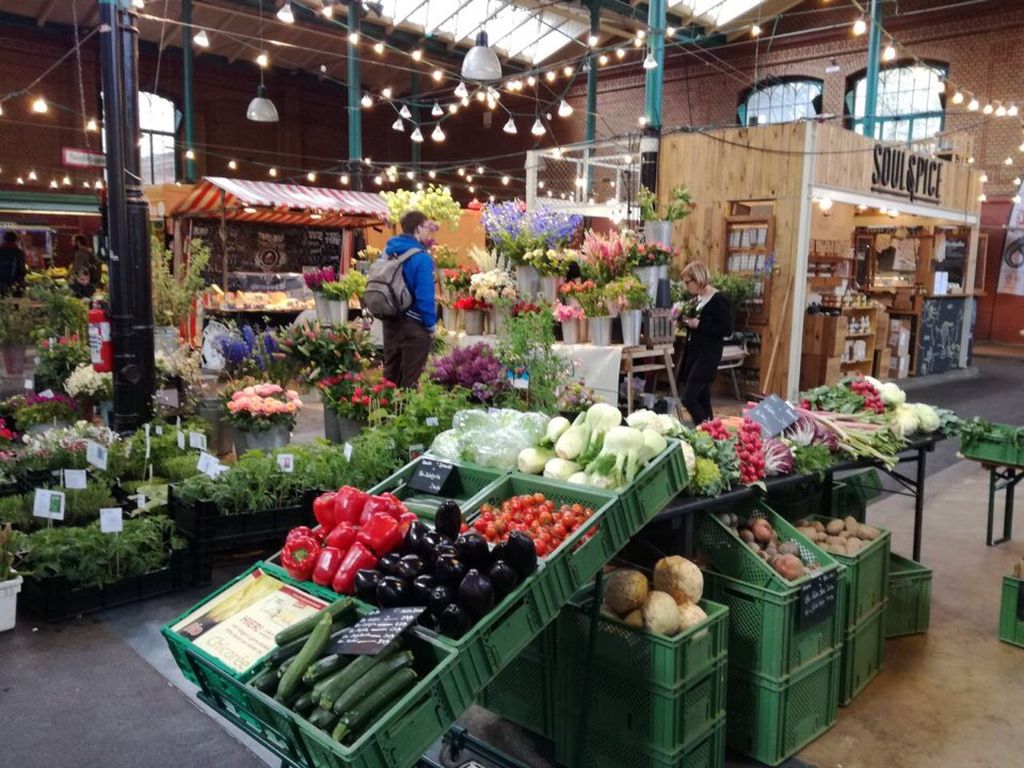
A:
696;502;842;592
477;624;559;740
367;457;507;520
616;438;690;538
803;516;891;628
998;575;1024;648
555;714;726;768
725;649;840;766
560;587;729;689
885;553;932;638
960;425;1024;468
703;568;845;680
839;599;886;705
841;468;884;504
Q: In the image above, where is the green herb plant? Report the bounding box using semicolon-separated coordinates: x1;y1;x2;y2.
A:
638;185;693;223
151;236;212;327
495;306;569;413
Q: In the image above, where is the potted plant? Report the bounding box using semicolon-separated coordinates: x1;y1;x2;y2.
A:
605;276;651;347
709;271;757;319
453;296;490;336
33;334;90;394
223;381;302;454
439;266;475;330
0;301;38;376
521;246;578;301
555;380;601;421
304;265;338;324
638;184;693;248
553;301;585;344
151;236;211;354
6;392;80;435
429;343;508;403
0;523;22;632
320;270;368;326
576;285;613;347
469;268;518;335
632;240;678;303
64;363;114;425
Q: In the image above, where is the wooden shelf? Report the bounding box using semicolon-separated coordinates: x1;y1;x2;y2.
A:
808;254;854;263
841;360;872;367
846;332;874;338
727;247;769;253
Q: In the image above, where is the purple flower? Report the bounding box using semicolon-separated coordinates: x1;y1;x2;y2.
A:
430;343;507;402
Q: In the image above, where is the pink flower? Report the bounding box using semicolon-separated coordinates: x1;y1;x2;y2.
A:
286;389;299;399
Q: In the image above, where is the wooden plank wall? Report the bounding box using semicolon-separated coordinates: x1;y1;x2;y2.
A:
658;123;808;395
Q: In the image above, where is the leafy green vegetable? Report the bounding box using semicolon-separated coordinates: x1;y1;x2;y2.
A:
791;444;835;477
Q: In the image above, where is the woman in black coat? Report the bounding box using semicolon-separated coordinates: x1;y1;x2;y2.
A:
678;261;732;425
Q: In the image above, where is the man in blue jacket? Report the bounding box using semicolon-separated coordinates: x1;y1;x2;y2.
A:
382;210;437;387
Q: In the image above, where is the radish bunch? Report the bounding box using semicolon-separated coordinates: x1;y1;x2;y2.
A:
850;377;884;414
698;417;730;441
736;417;765;485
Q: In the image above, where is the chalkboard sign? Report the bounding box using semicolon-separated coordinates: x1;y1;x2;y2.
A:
191;220;343;276
328;607;425;656
917;297;966;377
798;570;838;630
407;458;454;495
1017;581;1024;622
747;394;799;437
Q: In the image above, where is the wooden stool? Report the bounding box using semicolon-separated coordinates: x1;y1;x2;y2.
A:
621;343;683;419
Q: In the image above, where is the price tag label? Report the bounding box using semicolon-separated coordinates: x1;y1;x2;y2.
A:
177;431;186;450
155;425;164;436
197;452;223;478
799;570;838;630
425;416;439;427
747;394;799;437
33;489;66;521
188;431;207;451
38;388;55;399
328;607;425;656
86;440;109;471
63;469;88;490
277;454;295;473
23;378;33;390
99;507;123;533
133;494;147;510
408;457;453;494
344;442;354;461
507;370;530;390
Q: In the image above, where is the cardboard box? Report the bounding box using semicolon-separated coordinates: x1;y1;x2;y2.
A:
874;349;892;380
875;312;890;347
887;319;912;357
888;353;910;380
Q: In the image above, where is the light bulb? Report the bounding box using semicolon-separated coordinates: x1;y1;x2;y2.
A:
340;174;349;184
558;99;573;117
468;185;475;193
457;168;465;176
269;167;278;177
475;90;486;102
374;175;383;185
502;175;510;185
852;17;867;36
882;43;896;62
348;32;359;44
538;180;545;189
306;171;317;182
980;172;988;183
374;41;384;54
431;101;443;117
968;98;979;111
751;24;761;36
477;166;484;174
978;193;987;202
47;182;56;192
643;51;658;70
428;170;436;179
545;71;556;82
94;180;103;189
1014;195;1022;205
984;103;994;115
416;182;423;190
432;69;443;82
228;160;238;170
276;2;294;24
83;180;90;188
185;149;196;160
411;49;422;61
636;29;646;40
1009;105;1019;117
952;91;964;105
361;93;373;108
322;4;333;17
31;96;48;113
460;96;469;107
967;156;975;164
448;104;458;114
616;48;626;59
1005;156;1014;165
818;196;833;212
28;169;38;180
633;37;643;47
256;51;269;67
193;29;210;47
531;117;545;136
381;87;393;99
431;124;445;142
562;66;573;77
466;175;473;182
399;104;412;119
410;127;424;142
16;176;23;185
996;104;1007;117
666;26;675;37
638;115;648;126
86;118;98;131
588;34;598;46
598;54;608;66
454;81;469;99
503;117;517;134
62;175;71;186
526;76;536;86
406;170;415;180
392;117;404;132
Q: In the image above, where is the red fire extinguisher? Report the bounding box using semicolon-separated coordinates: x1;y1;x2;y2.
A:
88;303;112;373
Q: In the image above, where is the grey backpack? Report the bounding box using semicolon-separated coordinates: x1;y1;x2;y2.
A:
363;248;419;320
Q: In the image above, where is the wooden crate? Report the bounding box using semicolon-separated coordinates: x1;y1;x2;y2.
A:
800;354;842;389
873;349;892;380
803;314;848;357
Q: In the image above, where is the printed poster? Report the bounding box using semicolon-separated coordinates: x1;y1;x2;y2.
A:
997;189;1024;296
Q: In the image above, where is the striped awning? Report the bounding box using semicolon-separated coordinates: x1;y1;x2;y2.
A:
170;177;389;228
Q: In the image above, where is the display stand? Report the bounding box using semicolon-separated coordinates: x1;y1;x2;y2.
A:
621;344;682;418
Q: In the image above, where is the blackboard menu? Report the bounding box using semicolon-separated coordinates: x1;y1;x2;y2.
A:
916;297;966;376
798;569;838;630
747;394;799;437
328;607;425;656
407;458;455;494
190;220;342;276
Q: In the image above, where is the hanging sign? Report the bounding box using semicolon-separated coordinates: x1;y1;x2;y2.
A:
870;144;943;204
62;147;106;168
998;186;1024;296
328;607;425;656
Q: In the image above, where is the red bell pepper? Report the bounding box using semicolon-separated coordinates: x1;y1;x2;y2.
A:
331;542;379;595
285;526;315;545
358;493;407;525
281;533;321;581
324;521;358;551
311;546;345;586
334;486;370;525
398;511;418;537
313;492;338;529
357;512;404;556
310;524;329;542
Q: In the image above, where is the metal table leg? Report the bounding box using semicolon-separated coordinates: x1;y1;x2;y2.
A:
912;446;927;561
987;467;998;546
987;466;1023;546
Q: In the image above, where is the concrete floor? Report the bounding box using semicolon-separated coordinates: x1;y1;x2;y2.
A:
1;358;1023;767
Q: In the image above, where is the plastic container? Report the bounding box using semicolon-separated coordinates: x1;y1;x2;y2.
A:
477;624;558;740
839;600;886;705
0;574;23;632
725;649;840;766
885;553;932;638
805;516;891;628
960;426;1024;468
616;439;690;543
367;457;507;521
998;574;1024;648
555;713;726;768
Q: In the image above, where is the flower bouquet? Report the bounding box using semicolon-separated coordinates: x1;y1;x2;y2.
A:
223;382;302;453
578;230;631;286
430;343;507;403
605;276;650;346
632;240;676;302
440;266;476;305
470;269;518;335
278;321;374;382
554;301;586;344
319;369;397;430
65;364;113;403
321;270;367;324
555;380;601;417
573;283;614;346
453;296;491;335
432;244;459;269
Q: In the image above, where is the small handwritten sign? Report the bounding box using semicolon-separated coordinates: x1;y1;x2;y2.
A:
747;394;799;437
33;489;66;521
277;454;295;473
100;507;123;533
408;457;452;494
63;469;88;490
343;442;354;461
188;431;208;451
799;570;838;630
328;607;425;656
425;416;439;427
86;440;108;470
197;452;223;478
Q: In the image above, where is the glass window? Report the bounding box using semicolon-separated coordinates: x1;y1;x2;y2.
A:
740;78;822;125
848;62;947;141
674;0;765;25
138;91;177;185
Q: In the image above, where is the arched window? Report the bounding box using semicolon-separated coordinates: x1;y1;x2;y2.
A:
846;61;947;141
139;92;178;185
738;77;823;126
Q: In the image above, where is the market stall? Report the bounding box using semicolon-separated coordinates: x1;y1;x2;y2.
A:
656;123;983;397
168;177;389;323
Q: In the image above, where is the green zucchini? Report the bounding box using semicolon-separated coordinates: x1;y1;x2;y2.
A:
292;690;316;715
270;619;349;664
274;597;354;647
318;647;400;711
303;653;349;685
249;668;279;693
308;706;339;731
276;614;332;702
277;658;294;678
330;651;414;715
311;666;351;704
332;667;418;743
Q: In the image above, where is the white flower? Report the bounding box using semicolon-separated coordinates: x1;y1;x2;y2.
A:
65;364;113;400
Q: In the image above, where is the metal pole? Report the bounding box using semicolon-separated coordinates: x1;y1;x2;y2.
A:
410;71;421;170
182;0;196;182
585;0;600;196
121;1;155;428
347;3;363;190
863;0;882;139
640;0;665;194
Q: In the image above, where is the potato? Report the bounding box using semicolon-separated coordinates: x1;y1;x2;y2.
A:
844;516;860;532
859;524;881;541
773;554;804;581
605;569;649;615
677;602;708;632
653;556;704;605
623;609;643;628
825;519;845;536
778;540;799;556
813;520;826;532
765;543;778;557
815;531;828;542
751;519;774;545
845;538;863;554
642;591;681;636
825;535;845;546
739;529;755;544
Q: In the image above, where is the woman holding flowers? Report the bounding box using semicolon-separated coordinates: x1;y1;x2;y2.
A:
678;261;732;425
